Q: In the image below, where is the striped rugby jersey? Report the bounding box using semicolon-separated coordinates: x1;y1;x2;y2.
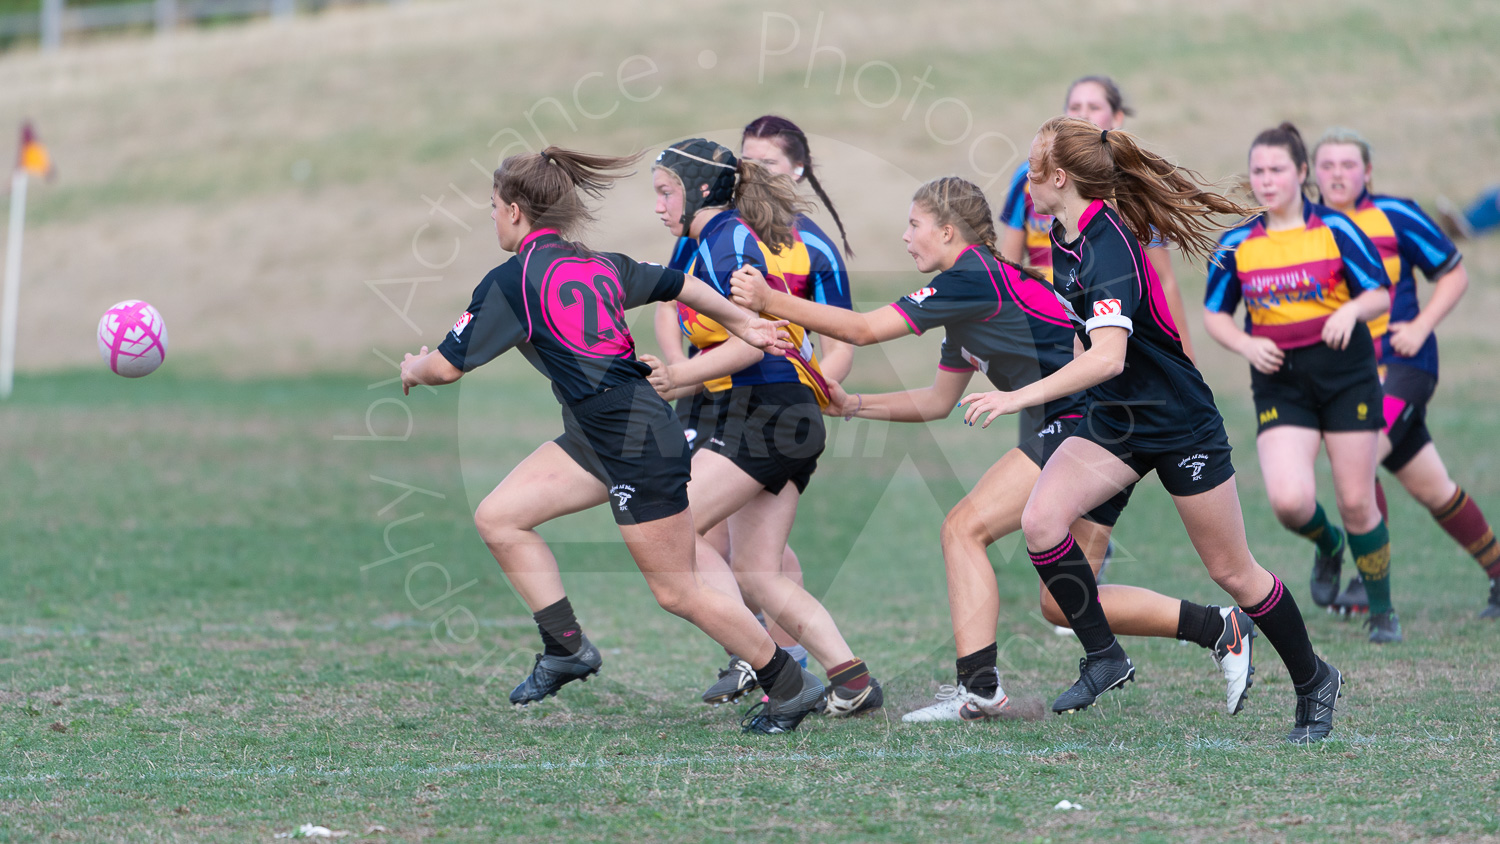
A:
1340;189;1461;378
1205;200;1388;350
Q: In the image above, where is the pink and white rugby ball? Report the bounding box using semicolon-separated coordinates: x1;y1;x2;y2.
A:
97;300;168;377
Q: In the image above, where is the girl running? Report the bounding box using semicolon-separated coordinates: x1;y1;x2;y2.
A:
650;116;857;703
397;146;827;733
1312;128;1500;618
641;138;883;724
1202;123;1399;642
999;75;1196;360
960;117;1342;743
730;176;1255;722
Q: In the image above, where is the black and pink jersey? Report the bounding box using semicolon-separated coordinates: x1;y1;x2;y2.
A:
1050;200;1222;449
437;229;685;404
890;245;1085;440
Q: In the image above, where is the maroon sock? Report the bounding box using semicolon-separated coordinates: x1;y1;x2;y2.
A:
1374;478;1389;523
828;658;870;691
1432;487;1500;578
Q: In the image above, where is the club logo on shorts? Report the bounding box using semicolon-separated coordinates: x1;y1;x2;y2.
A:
1357;402;1368;421
1259;407;1279;426
451;311;473;338
1092;298;1122;317
610;484;635;511
1037;419;1064;437
1177;453;1210;482
905;287;938;305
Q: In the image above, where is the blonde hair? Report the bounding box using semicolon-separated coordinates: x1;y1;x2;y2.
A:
911;176;1043;281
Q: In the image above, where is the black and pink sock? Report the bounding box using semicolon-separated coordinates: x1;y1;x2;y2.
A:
1029;534;1115;654
1241;575;1320;691
534;597;584;657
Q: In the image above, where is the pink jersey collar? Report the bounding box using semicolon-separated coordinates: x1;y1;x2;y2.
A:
1077;199;1106;231
519;227;561;251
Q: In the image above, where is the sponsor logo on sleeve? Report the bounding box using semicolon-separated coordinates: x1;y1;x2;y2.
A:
905;287;938;305
451;311;473;338
1092;298;1122;317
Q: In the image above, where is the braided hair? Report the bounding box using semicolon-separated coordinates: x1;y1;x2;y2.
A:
742;115;854;257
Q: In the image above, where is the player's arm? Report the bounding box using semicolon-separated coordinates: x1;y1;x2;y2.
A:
1146;243;1195;362
1204;310;1283;375
653;301;688;365
998;225;1026;265
834;367;973;423
959;327;1127;428
729;264;910;346
1389;261;1468;357
675;274;791;355
640;339;764;399
1321;287;1389;350
401;346;463;394
818;337;855;382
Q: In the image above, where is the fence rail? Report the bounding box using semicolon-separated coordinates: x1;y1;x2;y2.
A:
0;0;402;46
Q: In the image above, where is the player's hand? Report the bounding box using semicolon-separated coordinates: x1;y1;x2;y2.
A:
639;353;676;398
1386;320;1430;357
400;346;428;396
1243;336;1284;375
822;380;849;418
730;264;772;312
739;316;794;356
958;390;1020;429
1321;305;1361;350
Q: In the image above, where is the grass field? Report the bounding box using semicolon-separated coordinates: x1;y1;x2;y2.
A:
5;364;1500;842
5;0;1500;841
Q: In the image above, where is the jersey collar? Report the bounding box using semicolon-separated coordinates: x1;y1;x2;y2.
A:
1077;199;1107;232
519;227;561;251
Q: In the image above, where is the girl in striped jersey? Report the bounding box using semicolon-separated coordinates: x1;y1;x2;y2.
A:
1312;128;1500;618
1203;123;1401;643
650;117;857;702
961;118;1340;743
999;75;1196;360
641;138;882;728
731;177;1255;723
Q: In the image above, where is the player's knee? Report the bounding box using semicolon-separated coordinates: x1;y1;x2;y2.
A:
941;503;986;549
473;497;513;540
1334;491;1378;532
1265;488;1313;529
649;581;696;619
1020;499;1066;548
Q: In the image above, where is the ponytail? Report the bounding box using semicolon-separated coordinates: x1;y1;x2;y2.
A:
1036;116;1261;263
494;146;641;240
732;158;810;252
743;114;855;257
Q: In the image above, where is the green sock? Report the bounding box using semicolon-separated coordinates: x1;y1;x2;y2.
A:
1296;503;1345;557
1349;520;1393;615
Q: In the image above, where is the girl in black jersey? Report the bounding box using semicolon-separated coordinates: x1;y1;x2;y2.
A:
732;177;1253;723
959;117;1342;743
398;146;828;732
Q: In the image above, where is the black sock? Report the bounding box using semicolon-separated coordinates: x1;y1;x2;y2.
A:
956;643;999;697
1241;576;1320;690
1175;601;1224;649
533;597;583;657
754;646;792;693
1029;534;1115;653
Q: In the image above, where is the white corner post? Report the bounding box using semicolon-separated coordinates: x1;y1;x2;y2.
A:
1;170;29;399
